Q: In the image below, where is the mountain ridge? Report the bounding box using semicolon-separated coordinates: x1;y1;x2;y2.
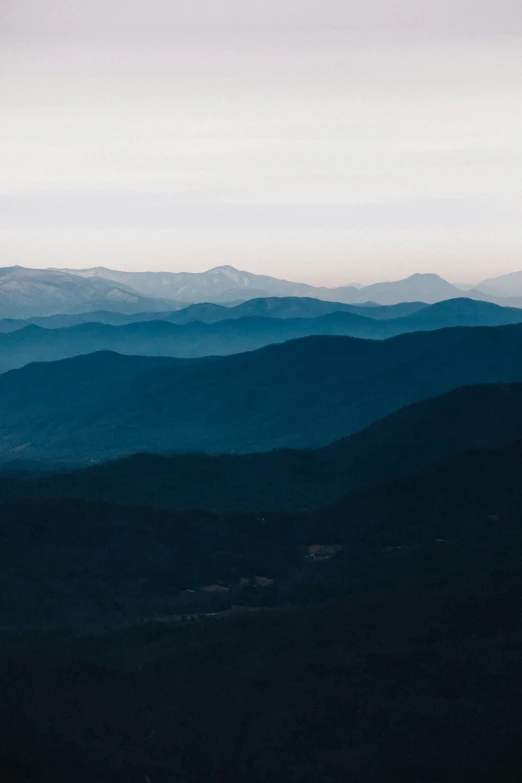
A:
4;382;522;512
48;264;522;307
1;297;522;373
2;324;522;462
0;297;426;333
50;265;468;305
0;266;185;318
2;264;522;317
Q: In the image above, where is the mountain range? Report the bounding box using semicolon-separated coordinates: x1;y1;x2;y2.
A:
0;297;521;374
62;264;522;305
2;264;522;318
2;324;522;463
2;281;522;783
0;266;184;318
0;297;426;334
4;260;522;783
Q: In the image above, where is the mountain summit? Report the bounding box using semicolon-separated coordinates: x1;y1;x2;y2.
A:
1;265;520;318
50;266;472;306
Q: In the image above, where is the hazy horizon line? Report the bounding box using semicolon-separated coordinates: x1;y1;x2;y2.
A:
2;261;519;289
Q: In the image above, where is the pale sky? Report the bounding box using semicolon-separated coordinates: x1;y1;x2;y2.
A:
1;0;521;285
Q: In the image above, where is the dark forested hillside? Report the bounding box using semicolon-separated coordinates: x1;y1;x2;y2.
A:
2;438;522;629
3;580;522;783
3;383;522;511
2;440;522;781
1;325;522;462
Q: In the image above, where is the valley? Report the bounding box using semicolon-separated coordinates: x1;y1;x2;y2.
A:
1;269;522;782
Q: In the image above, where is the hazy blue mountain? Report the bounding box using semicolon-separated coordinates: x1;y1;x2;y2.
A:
2;298;522;373
55;265;471;305
176;297;427;322
5;383;522;512
0;315;383;372
478;270;522;297
6;264;522;315
65;295;186;314
0;310;148;333
357;272;462;305
341;297;522;333
163;297;420;323
212;286;273;302
345;301;426;318
2;325;522;462
0;297;426;333
57;264;327;301
0;266;182;318
390;297;522;330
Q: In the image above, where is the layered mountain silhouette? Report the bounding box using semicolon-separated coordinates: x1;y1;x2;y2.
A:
3;264;522;318
1;298;522;373
3;325;522;462
2;297;522;783
52;264;522;306
54;264;474;304
4;383;522;512
0;297;426;333
3;263;522;783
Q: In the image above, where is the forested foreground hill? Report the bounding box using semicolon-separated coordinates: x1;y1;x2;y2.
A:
3;383;522;511
2;325;522;462
3;584;522;783
2;439;522;781
2;439;522;629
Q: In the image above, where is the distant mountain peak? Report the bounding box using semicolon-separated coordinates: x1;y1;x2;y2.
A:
477;270;522;298
3;264;521;316
405;272;447;280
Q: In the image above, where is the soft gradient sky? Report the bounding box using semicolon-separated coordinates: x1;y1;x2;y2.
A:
1;0;521;285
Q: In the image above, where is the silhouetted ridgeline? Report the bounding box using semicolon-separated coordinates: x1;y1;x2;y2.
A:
2;325;522;462
4;264;522;321
3;383;522;511
1;298;522;371
3;288;522;783
28;264;522;305
0;296;425;333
